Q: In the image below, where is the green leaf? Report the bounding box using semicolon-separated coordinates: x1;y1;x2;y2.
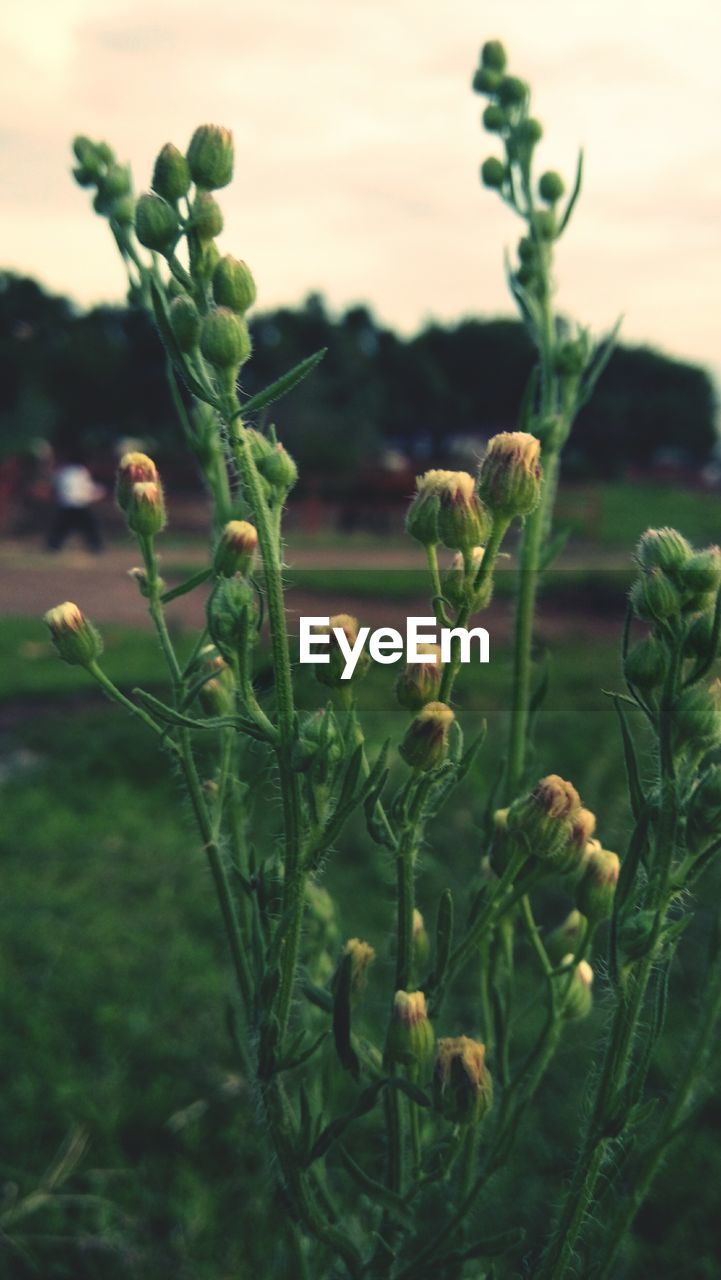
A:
576;315;622;410
337;1144;414;1226
132;688;264;739
387;1077;431;1108
432;889;454;988
237;349;327;417
612;695;645;821
277;1029;329;1074
161;567;213;604
307;1080;385;1163
557;148;584;235
538;526;570;572
332;952;359;1078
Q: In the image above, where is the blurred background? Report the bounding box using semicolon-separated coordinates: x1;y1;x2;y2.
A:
1;1;721;1276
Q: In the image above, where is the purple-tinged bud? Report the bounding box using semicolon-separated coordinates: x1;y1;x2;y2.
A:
135;192;178;251
213;255;257;314
152;143;191;203
388;991;435;1067
200;308;251;370
576;846;620;922
399;701;455;771
126;480;166;538
539;170;565;203
186;124;234;190
477;431;542;521
192;191;224;241
395;645;443;711
213;520;258;578
169;295;201;353
433;1037;493;1125
563;959;594;1019
44;602;103;667
116;452;159;512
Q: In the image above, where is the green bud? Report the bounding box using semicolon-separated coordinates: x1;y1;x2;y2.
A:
442;548;492;615
563;960;594;1019
576;846;620;922
213;520;258;578
192;191;224;241
553;340;586;378
200;308;251;369
477;431;542;520
110;195;135;226
687;766;721;848
545;910;587;965
187;124;234;190
206;575;256;660
481;40;507;72
406;469;456;545
73;165;97;188
539;170;565;203
684;613;717;664
637;528;693;575
482;104;506;132
291;707;343;778
433;1037;493;1126
399;702;454;771
518;236;537;264
516;117;543;146
472;66;502;94
152;143;191;203
126;480;166;538
255;441;298;497
630;569;680;623
135;192;178;251
411;909;431;983
44;602;103;667
396;645;443;711
507;774;582;870
169;294;201;353
436;472;491;552
516;264;539;289
674;680;721;755
388;991;435;1067
213;255;257;313
103;164;131;199
480;157;506;188
497;76;527;107
624;635;668;690
680;547;721;605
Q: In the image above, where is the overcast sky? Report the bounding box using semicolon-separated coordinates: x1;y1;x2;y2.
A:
2;0;720;379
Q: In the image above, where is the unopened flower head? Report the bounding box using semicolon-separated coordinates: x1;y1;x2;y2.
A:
44;602;103;667
636;527;693;576
343;937;376;996
680;546;721;612
433;1036;493;1126
192;191;224;241
116;452;158;511
152;143;191;203
630;569;680;624
213;520;258;578
399;701;455;771
213;255;257;314
624;635;668;691
674;679;721;755
206;575;256;660
443;546;493;613
545;909;587;965
291;707;343;777
406;469;456;546
126;480;166;538
563;958;594;1019
477;431;541;520
255;441;298;498
539;170;565;203
435;471;491;553
198;647;235;717
395;644;443;711
186;124;234;190
315;614;369;688
134;192;178;251
576;846;620;922
200;308;251;370
507;773;582;870
388;990;435;1066
411;908;431;980
169;295;201;353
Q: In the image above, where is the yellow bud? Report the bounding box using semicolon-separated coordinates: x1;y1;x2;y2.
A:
116;452;158;511
433;1036;493;1125
44;602;103;667
213;520;258;578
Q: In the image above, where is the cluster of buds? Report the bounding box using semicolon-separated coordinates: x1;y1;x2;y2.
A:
406;470;490;554
545;909;586;964
387;991;435;1068
116;452;166;540
506;774;583;873
630;529;721;630
433;1037;493;1126
196;645;236;717
395;645;443;711
72;136;134;228
399;701;454;771
44;602;103;668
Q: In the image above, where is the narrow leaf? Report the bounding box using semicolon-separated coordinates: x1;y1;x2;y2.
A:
332;953;359;1078
613;695;645;821
161;567;213;604
237;349;327;417
150;279;219;405
337;1145;414;1225
557;148;584;235
432;889;454;988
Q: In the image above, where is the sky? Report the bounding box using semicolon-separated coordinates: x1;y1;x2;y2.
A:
2;0;720;379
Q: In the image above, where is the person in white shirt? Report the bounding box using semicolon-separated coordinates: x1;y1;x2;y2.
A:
47;450;105;551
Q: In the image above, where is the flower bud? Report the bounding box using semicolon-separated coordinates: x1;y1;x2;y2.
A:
539;170;565;203
576;846;620;922
206;575;256;659
483;104;507;132
395;645;443;711
200;308;251;370
553;340;586;378
169;295;201;353
680;547;721;610
254;441;298;498
563;959;594;1019
128;566;164;597
630;569;680;623
73;135;103;177
192;191;224;241
624;635;668;690
126;480;166;538
481;40;507;72
516;117;543;146
213;520;258;578
497;75;527;107
472;66;503;94
198;647;236;717
433;1037;493;1126
103;164;131;199
116;452;158;511
315;614;369;688
213;255;257;314
477;431;541;521
507;774;581;868
545;909;587;965
291;707;343;778
343;938;375;997
406;469;456;546
399;701;454;771
673;680;721;755
687;766;721;848
436;472;491;553
152;143;191;203
135;192;178;251
110;195;135;226
442;547;492;614
388;991;435;1067
411;909;431;982
518;236;536;264
636;527;693;576
480;157;506;188
684;613;718;664
44;602;103;667
186;124;234;190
